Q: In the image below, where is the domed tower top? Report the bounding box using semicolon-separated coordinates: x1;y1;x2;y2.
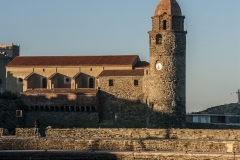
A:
154;0;182;16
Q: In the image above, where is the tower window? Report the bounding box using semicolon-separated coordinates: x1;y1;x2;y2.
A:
134;80;138;86
163;20;167;30
109;79;113;86
156;34;162;44
90;68;92;71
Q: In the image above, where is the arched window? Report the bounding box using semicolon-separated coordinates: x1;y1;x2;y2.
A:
42;78;47;88
163;20;167;30
156;34;162;44
89;77;94;88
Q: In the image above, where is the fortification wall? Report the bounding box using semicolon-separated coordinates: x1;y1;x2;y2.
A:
10;128;240;141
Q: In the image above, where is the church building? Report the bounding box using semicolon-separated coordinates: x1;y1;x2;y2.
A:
5;0;187;128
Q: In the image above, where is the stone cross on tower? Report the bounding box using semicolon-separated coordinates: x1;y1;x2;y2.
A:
237;89;240;104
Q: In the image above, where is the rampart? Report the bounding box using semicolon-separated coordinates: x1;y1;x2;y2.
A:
2;128;240;159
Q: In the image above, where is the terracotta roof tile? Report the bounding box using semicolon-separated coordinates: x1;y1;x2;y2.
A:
98;69;144;77
134;61;149;68
21;88;98;95
7;55;139;67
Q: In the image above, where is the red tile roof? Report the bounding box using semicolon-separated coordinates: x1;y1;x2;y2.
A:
134;61;149;68
21;88;98;95
7;55;139;67
98;69;144;77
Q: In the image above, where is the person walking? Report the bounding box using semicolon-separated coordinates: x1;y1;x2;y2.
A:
34;119;40;138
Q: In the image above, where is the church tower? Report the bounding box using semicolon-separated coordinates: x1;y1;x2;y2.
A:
147;0;187;128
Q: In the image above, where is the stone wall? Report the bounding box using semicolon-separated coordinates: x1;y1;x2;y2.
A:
0;99;25;132
0;151;239;160
24;112;99;128
0;128;3;137
98;76;148;128
12;128;240;141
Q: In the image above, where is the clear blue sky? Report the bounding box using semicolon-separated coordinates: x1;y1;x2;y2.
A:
1;0;240;112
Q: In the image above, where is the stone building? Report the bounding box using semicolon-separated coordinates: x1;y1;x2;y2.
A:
4;0;187;128
0;43;20;93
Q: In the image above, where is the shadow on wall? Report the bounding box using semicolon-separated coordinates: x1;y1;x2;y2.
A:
98;90;186;129
1;90;186;130
6;71;23;93
0;151;118;160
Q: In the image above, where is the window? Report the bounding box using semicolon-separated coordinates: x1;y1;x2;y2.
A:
42;78;47;88
89;78;94;88
43;69;45;72
16;110;22;117
90;68;92;71
0;79;2;85
156;34;162;45
163;20;167;30
134;80;138;86
64;76;71;84
18;78;23;84
109;79;113;86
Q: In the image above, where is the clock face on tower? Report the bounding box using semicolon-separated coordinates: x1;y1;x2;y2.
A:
156;62;162;70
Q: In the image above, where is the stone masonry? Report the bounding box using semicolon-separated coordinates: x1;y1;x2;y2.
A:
146;0;187;128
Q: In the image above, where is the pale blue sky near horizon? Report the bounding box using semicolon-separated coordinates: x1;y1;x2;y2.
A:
1;0;240;112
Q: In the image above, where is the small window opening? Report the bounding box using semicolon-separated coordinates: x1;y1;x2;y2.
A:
91;106;96;112
0;79;2;85
134;80;139;86
65;106;69;111
90;68;92;71
81;106;85;112
18;78;23;83
156;34;162;45
60;106;64;111
86;106;90;112
163;20;167;30
76;106;80;112
66;78;70;83
45;106;49;111
109;79;113;86
43;69;45;72
70;106;75;111
50;106;54;111
55;106;60;111
16;110;22;117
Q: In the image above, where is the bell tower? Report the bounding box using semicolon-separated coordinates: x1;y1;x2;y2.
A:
147;0;187;128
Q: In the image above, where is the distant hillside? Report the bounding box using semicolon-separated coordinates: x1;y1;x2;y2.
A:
192;103;240;115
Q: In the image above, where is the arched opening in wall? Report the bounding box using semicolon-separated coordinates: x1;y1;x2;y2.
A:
30;106;34;111
89;78;94;88
81;106;85;112
55;106;60;111
163;20;167;30
40;106;44;111
45;106;49;112
156;34;162;45
35;106;39;111
86;106;90;112
60;106;64;111
50;106;54;111
76;106;80;112
91;106;96;112
42;78;47;88
65;106;69;112
70;106;75;111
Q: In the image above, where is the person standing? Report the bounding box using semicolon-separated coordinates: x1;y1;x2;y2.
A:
34;119;40;138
